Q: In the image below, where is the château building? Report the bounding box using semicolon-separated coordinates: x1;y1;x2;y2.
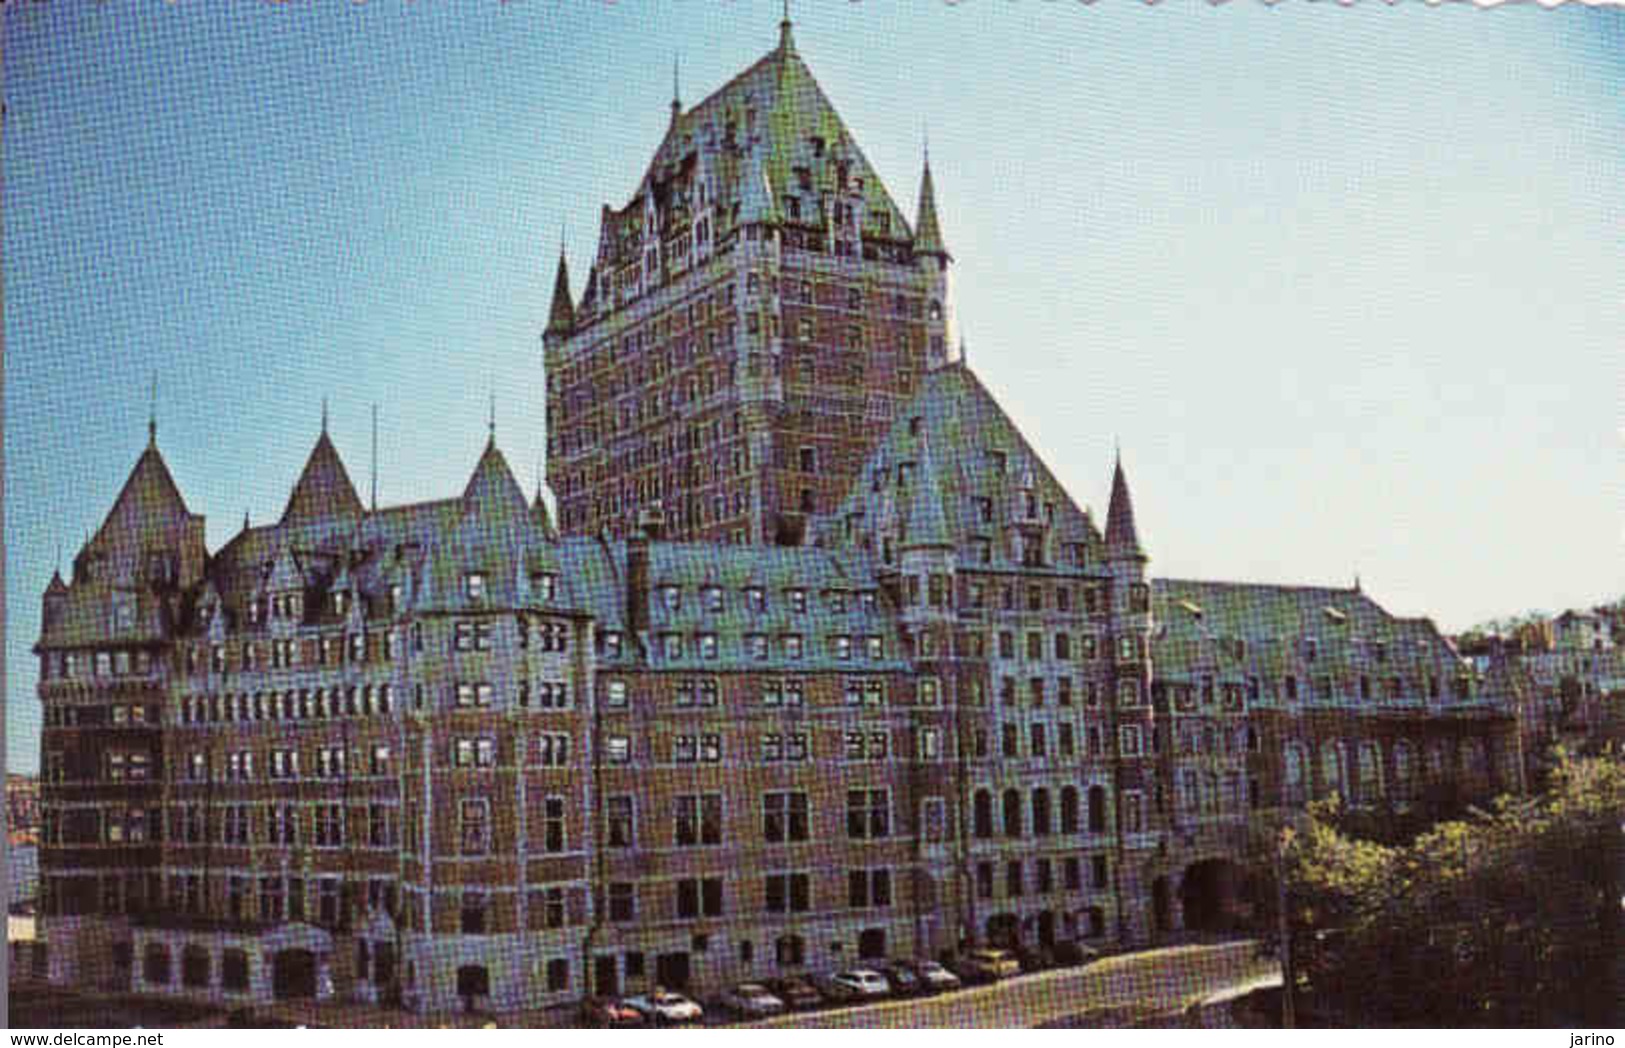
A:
544;14;956;546
35;17;1519;1017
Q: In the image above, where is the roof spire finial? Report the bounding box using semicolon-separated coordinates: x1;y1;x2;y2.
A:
321;396;329;436
779;0;794;51
242;508;250;532
1353;571;1362;594
371;403;379;513
488;389;497;444
147;372;158;447
672;54;681;118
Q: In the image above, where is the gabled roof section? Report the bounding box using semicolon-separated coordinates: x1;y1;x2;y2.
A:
819;363;1105;570
1150;577;1467;678
462;439;531;523
282;431;363;526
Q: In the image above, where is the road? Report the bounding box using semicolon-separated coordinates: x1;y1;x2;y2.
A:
741;940;1279;1029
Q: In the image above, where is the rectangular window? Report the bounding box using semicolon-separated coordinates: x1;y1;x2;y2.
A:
460;799;491;855
607;796;634;848
845;789;890;839
763;791;809;843
542;796;566;853
765;872;811;914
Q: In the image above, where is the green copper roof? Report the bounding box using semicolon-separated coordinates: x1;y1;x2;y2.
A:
913;157;949;258
819;363;1106;572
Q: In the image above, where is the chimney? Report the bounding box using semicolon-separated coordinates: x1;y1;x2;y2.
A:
626;528;650;637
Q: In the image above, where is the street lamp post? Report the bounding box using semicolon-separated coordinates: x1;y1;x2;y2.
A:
1276;827;1295;1030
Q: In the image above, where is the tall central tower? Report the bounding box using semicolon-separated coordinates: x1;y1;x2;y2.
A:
544;14;958;545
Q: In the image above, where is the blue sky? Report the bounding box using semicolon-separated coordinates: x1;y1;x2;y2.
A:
6;1;1624;772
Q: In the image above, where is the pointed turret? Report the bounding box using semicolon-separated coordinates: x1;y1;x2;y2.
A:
462;438;531;522
46;569;67;596
902;437;951;550
913;154;950;261
1104;454;1145;561
283;428;364;525
545;249;575;338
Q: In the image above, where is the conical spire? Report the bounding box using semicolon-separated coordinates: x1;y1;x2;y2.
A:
93;441;192;547
47;567;68;595
283;428;364;525
546;247;575;336
902;435;952;550
913;150;949;259
1104;453;1144;558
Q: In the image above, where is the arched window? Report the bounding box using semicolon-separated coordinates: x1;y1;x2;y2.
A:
973;790;993;839
1031;788;1051;837
1393;740;1415;799
775;934;805;967
221;949;250;992
182;944;211;988
1002;789;1023;838
1357;741;1384;805
1060;786;1080;834
1427;741;1448;780
1282;741;1306;803
1320;741;1346;799
1086;785;1107;834
144;943;171;986
1181;770;1200;813
1460;738;1487;779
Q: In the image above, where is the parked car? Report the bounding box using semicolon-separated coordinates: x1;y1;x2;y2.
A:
623;990;704;1025
718;982;787;1018
1051;940;1100;967
876;961;922;996
578;997;646;1028
827;968;892;1001
1014;944;1056;973
766;975;823;1011
914;960;962;993
955;947;1021;983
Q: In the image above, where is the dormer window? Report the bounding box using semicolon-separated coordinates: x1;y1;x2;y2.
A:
334;591;350;617
746;587;766;613
787;588;807;614
465;573;486;601
660;585;682;612
703;586;724;612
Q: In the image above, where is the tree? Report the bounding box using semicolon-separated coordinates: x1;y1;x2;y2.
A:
1285;750;1623;1027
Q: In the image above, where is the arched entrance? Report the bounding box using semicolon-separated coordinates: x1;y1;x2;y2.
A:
1180;858;1246;932
272;949;317;1000
457;964;490;1012
986;912;1020;948
1036;910;1057;948
1151;876;1172;934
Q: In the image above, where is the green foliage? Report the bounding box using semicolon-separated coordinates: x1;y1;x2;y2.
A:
1284;750;1623;1027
